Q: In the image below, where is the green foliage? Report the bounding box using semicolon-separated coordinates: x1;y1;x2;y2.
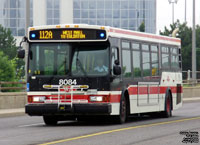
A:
0;51;15;81
0;24;25;80
0;51;24;92
133;68;141;77
11;57;25;80
138;21;145;32
0;24;17;60
160;20;200;71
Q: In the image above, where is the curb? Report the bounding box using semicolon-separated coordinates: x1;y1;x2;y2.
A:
183;97;200;102
0;108;25;118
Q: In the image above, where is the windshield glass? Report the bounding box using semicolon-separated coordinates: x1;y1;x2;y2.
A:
29;43;109;77
29;43;70;76
71;45;109;76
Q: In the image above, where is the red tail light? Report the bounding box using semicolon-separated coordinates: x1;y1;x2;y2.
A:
28;96;33;103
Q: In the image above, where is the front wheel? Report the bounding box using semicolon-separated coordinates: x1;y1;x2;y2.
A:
116;96;127;124
43;115;58;126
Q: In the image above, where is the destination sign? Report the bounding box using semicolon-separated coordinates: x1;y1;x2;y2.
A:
29;29;107;40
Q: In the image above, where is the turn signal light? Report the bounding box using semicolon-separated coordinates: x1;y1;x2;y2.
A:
28;96;33;103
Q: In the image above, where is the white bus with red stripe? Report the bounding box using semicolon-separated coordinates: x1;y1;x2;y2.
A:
18;24;182;125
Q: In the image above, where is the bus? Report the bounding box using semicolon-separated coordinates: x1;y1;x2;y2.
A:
18;24;182;125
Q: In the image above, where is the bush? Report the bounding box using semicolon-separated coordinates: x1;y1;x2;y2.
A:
0;51;15;81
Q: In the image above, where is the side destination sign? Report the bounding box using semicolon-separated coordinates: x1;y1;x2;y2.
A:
29;29;107;40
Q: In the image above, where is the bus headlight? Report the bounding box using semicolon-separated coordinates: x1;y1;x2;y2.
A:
90;96;103;102
33;96;46;102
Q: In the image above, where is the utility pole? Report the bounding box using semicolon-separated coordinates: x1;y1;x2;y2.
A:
25;0;30;82
168;0;178;24
25;0;30;36
185;0;187;22
192;0;196;81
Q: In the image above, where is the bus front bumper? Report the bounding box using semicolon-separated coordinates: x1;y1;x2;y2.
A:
25;103;111;116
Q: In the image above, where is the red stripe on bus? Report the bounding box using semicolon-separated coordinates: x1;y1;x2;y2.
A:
29;94;121;103
28;86;182;104
109;28;181;43
128;86;183;95
110;94;121;103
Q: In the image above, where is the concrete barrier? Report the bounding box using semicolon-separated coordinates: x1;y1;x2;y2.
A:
0;87;199;110
183;87;200;98
0;92;27;109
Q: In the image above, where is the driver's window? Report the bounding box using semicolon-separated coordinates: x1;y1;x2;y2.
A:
111;47;118;75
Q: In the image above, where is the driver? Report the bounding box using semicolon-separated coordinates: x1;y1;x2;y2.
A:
94;58;108;72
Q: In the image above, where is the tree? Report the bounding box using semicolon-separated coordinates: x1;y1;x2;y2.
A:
138;21;145;32
0;24;17;60
159;20;200;71
0;51;15;81
0;24;25;79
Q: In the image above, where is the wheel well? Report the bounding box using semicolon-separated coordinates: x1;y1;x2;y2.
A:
168;89;173;110
124;90;130;115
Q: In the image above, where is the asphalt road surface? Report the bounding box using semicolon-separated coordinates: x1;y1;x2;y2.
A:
0;101;200;145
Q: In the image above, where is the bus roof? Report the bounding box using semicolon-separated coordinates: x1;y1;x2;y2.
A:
29;24;181;46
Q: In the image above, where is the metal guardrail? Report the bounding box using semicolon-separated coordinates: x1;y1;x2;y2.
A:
0;81;26;91
182;70;200;85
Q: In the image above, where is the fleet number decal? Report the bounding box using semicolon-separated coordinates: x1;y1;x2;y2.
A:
59;79;77;85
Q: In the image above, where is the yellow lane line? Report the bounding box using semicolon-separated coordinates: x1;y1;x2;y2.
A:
39;116;200;145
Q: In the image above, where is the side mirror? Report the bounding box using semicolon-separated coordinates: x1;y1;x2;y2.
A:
113;60;121;75
17;48;25;59
17;36;28;59
114;60;119;65
113;65;121;75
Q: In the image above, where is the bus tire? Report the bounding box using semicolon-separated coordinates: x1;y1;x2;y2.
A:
162;93;172;118
43;115;58;126
116;95;127;124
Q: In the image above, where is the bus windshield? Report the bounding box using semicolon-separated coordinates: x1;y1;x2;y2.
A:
29;43;109;77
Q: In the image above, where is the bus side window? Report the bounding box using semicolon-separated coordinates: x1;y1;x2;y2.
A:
178;48;182;69
142;44;150;77
111;47;118;74
122;41;131;77
151;45;159;76
171;47;179;69
132;42;141;78
161;46;170;68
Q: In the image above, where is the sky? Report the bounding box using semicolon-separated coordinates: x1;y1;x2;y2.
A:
157;0;200;34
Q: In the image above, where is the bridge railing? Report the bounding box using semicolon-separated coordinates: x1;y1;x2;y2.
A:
0;81;26;92
182;70;200;86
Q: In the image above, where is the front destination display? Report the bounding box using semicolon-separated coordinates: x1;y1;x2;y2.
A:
29;29;107;40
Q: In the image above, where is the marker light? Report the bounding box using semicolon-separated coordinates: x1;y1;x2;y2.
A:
30;27;35;31
31;33;36;38
100;33;105;38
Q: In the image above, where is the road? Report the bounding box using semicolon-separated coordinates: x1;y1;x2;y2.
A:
0;101;200;145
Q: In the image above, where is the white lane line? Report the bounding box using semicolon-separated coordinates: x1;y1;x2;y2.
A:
18;123;44;128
